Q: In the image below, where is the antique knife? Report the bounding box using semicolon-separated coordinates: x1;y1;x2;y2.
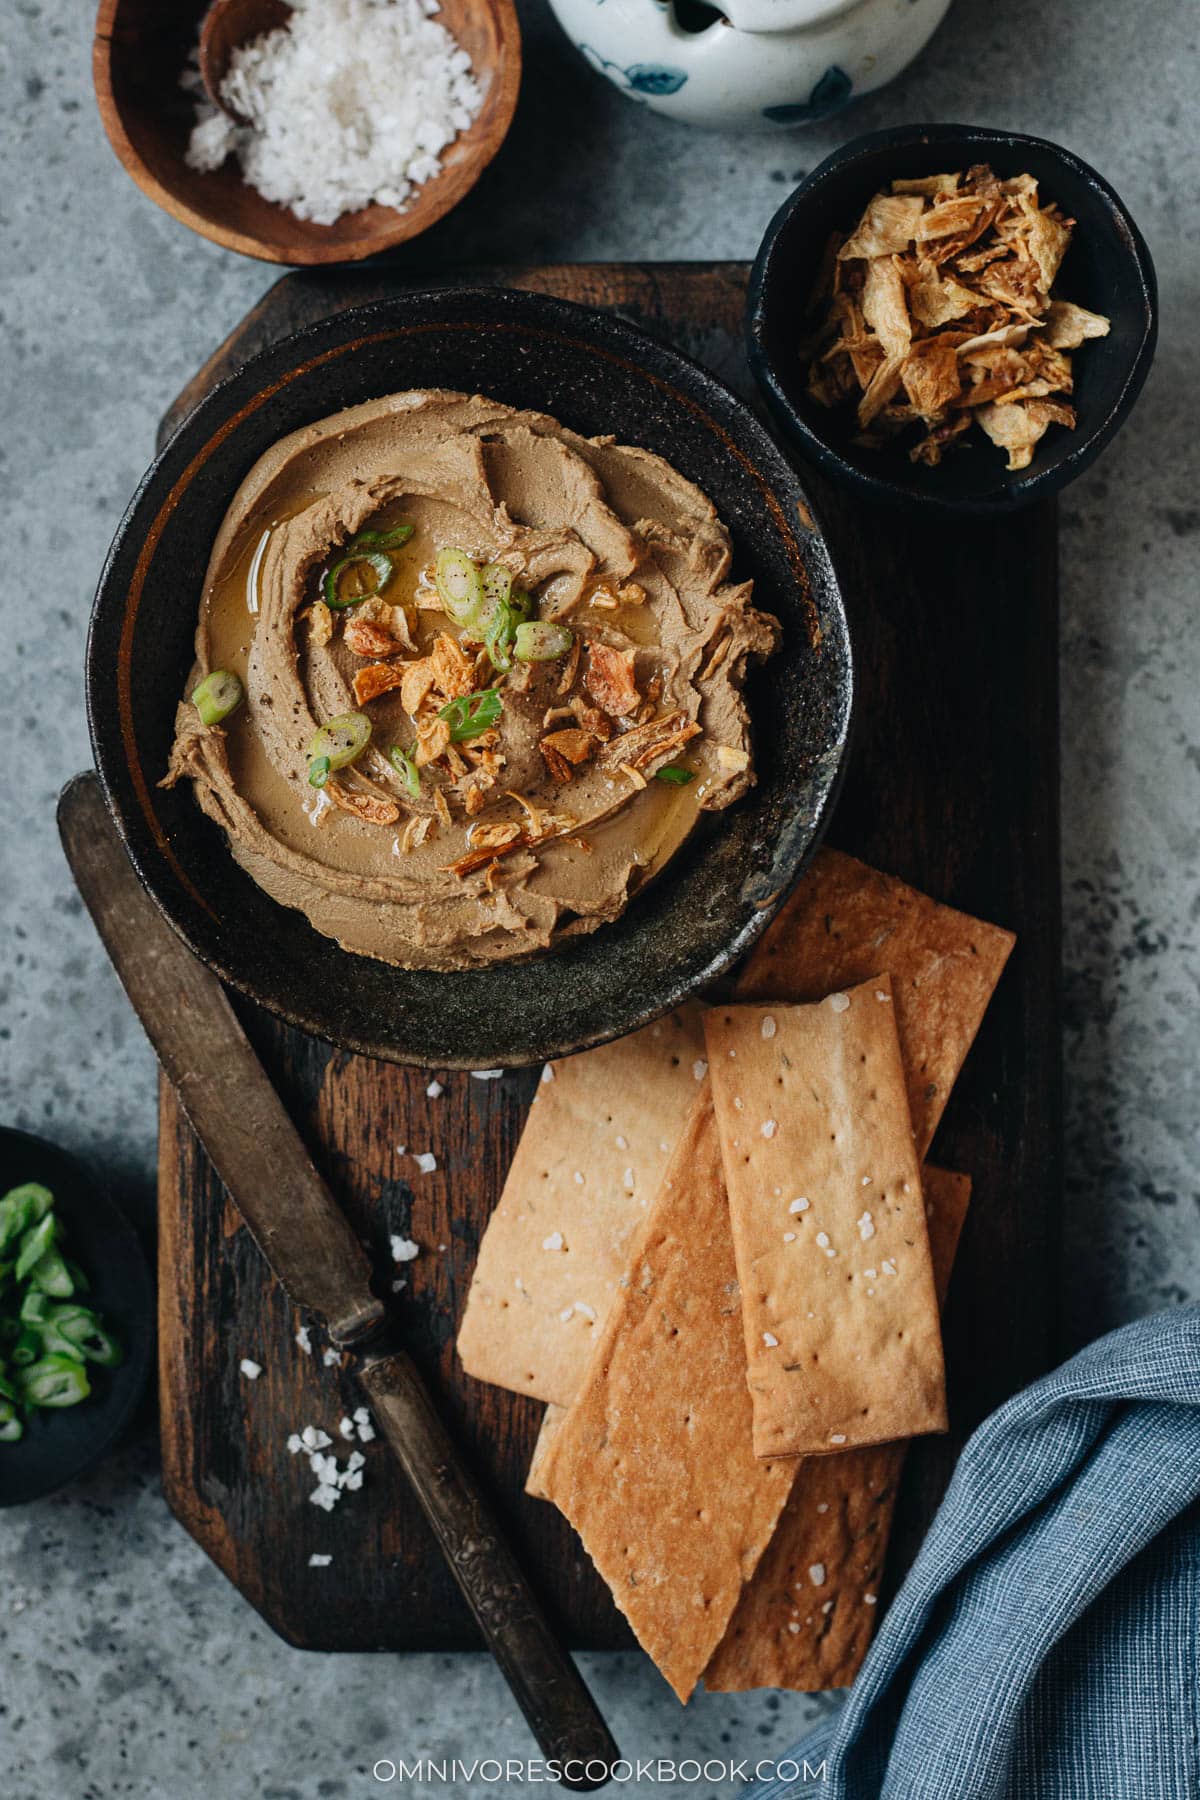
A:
58;773;617;1792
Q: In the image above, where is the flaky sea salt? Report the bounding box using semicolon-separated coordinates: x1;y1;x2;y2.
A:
183;0;484;226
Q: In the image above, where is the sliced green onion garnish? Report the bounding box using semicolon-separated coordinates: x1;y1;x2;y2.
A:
438;689;504;742
434;548;487;628
19;1289;51;1328
349;523;414;553
48;1305;122;1368
0;1187;50;1254
191;669;244;727
480;560;513;623
307;713;372;778
28;1248;74;1298
192;669;244;723
15;1215;57;1284
80;1324;122;1369
655;766;695;785
485;601;518;673
4;1185;53;1226
11;1329;41;1369
322;550;392;610
0;1183;122;1434
17;1353;91;1409
389;745;421;798
514;621;573;664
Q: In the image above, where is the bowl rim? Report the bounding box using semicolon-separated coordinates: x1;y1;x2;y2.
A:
85;283;853;1067
91;0;523;266
746;121;1159;516
0;1125;153;1507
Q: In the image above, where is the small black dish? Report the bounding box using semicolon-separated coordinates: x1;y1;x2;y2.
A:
0;1128;153;1507
747;123;1158;514
86;285;852;1069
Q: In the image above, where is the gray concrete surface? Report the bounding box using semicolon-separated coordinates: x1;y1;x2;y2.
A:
1;0;1197;1794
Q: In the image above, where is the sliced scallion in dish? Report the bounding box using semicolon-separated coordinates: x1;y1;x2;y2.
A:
348;523;414;553
17;1355;92;1409
307;713;372;788
655;765;695;785
434;548;488;628
191;669;244;726
438;689;504;742
323;550;393;610
0;1182;124;1442
389;745;422;798
514;621;573;663
479;561;514;626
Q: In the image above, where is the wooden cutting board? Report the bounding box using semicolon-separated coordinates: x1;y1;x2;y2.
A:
156;262;1061;1653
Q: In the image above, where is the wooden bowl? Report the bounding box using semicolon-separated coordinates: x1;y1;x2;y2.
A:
92;0;522;265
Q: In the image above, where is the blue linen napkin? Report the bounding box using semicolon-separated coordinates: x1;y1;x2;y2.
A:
743;1304;1200;1800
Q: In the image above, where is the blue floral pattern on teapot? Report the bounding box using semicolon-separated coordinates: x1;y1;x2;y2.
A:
548;0;953;131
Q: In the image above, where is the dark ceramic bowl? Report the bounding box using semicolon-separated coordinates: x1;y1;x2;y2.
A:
0;1128;153;1506
747;124;1158;514
87;287;851;1069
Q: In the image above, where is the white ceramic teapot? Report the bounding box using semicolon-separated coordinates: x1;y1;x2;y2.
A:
545;0;953;131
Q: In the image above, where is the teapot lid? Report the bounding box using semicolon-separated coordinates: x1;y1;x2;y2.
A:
703;0;862;32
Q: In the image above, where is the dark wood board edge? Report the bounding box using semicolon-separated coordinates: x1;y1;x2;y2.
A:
157;262;752;452
158;1082;266;1618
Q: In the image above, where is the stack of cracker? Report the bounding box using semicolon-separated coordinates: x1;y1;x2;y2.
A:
457;849;1014;1700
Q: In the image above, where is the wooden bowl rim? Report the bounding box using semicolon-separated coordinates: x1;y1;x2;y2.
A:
91;0;522;266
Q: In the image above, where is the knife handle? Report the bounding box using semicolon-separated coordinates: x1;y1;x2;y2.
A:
357;1351;617;1791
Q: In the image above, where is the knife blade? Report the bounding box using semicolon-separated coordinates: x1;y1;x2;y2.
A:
58;773;617;1791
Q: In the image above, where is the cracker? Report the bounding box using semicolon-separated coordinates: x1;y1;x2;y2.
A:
463;853;1010;1406
704;977;946;1459
537;1090;796;1702
702;1166;971;1692
456;1006;708;1405
525;1402;566;1501
735;848;1014;1158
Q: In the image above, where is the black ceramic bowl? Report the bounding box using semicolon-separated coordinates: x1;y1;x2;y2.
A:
0;1128;153;1506
87;288;851;1068
747;124;1157;514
